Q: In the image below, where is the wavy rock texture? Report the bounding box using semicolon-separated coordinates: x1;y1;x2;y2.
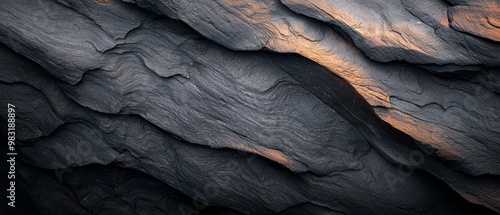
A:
0;0;499;214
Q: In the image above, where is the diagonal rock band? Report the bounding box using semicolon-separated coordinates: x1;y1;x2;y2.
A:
0;0;498;214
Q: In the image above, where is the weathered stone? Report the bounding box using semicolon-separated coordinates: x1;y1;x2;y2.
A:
0;0;499;214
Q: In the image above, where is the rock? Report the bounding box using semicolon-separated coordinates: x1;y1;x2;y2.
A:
17;162;199;215
0;0;499;214
117;0;500;177
281;0;500;65
447;0;500;42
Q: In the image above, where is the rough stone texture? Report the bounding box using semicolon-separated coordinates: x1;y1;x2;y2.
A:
121;0;500;178
281;0;500;65
447;0;500;42
0;0;499;214
16;162;199;215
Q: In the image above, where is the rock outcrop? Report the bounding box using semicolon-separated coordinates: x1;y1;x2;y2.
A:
0;0;499;214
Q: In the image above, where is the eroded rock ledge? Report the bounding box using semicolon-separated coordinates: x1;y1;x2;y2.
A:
0;0;499;214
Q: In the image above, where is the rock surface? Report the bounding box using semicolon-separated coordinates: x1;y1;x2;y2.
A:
0;0;499;214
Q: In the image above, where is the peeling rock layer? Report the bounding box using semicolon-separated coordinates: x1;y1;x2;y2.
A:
0;0;499;214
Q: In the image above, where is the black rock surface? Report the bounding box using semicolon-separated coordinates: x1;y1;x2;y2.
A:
0;0;499;214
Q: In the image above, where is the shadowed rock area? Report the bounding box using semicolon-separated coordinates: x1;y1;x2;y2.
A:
0;0;499;214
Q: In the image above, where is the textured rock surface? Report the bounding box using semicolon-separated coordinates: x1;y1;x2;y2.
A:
0;0;499;214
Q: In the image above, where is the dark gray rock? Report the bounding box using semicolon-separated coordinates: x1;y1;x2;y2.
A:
17;162;199;215
116;0;500;178
1;0;371;176
0;0;499;214
447;0;500;42
281;0;500;65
